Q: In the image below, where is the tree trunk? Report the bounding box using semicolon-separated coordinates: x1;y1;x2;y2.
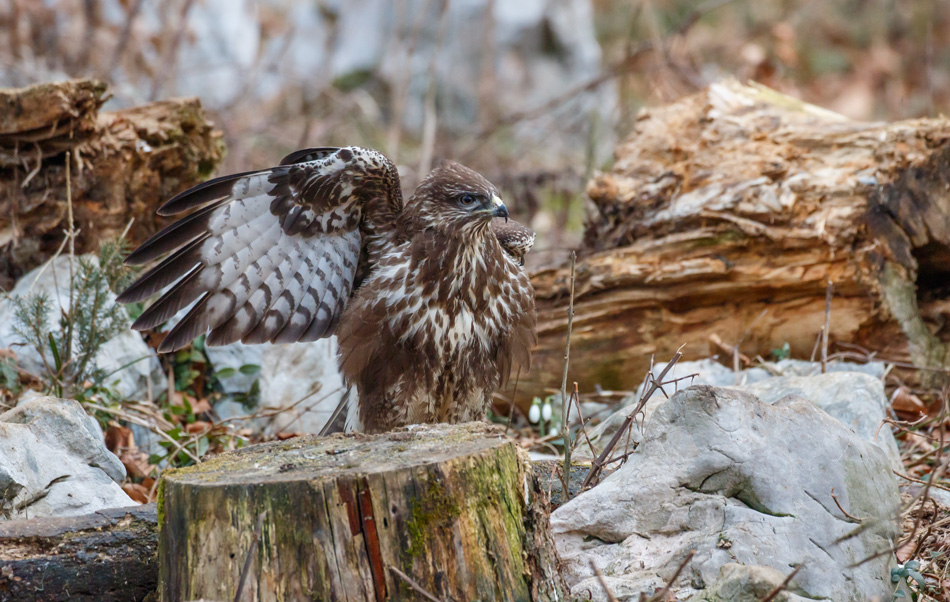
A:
0;79;224;289
524;80;950;397
0;504;158;602
158;422;564;602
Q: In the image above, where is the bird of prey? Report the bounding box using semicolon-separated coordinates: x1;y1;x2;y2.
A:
117;146;537;434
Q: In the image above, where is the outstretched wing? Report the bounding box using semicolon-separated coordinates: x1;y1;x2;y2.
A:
118;146;402;352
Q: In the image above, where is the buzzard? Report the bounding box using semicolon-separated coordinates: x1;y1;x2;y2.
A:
118;146;536;434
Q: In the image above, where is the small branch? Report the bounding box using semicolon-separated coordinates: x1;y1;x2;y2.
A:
821;279;833;373
569;382;598;458
759;565;801;602
582;350;683;488
106;0;145;78
893;470;950;494
646;550;694;602
504;365;523;436
560;251;577;499
388;566;445;602
590;561;619;602
417;0;452;178
830;487;867;522
234;511;266;602
149;0;197;100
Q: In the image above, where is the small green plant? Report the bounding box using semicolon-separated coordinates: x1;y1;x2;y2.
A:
12;242;135;401
771;342;791;361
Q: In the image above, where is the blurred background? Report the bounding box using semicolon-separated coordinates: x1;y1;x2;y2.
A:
3;0;949;269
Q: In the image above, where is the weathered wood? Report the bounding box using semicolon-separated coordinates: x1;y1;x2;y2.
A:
0;79;224;289
159;423;564;602
0;504;158;602
525;80;950;396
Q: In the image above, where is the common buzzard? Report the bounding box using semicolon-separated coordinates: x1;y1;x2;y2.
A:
118;147;536;433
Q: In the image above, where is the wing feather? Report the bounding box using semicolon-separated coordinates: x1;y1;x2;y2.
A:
121;146;403;352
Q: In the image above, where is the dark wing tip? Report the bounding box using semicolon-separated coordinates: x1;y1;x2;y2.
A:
279;147;341;166
158;168;262;216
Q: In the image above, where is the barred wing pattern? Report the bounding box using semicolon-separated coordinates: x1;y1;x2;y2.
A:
118;146;402;352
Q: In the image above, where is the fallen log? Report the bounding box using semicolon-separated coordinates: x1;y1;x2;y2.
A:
0;79;224;289
0;504;158;602
525;79;950;396
159;422;564;602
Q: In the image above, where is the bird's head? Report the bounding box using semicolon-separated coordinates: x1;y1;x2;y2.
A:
408;161;508;232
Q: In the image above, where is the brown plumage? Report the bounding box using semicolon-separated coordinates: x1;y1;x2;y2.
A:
119;146;536;433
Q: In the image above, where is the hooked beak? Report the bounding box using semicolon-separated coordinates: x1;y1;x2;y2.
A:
491;195;509;222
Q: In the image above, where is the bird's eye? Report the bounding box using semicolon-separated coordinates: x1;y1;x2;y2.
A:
459;194;478;206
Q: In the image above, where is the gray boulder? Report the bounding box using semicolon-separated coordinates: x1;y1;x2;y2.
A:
737;372;900;470
0;256;165;401
206;338;346;435
577;360;897;469
0;397;133;520
551;386;901;601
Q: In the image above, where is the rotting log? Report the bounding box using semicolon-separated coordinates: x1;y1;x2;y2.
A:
158;422;564;602
525;79;950;396
0;504;158;602
0;79;224;289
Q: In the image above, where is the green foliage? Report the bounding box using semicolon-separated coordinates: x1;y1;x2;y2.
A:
145;333;258;468
771;342;791;361
12;248;132;400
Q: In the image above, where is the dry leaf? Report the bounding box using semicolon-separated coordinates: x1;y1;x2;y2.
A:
122;482;149;504
891;387;927;417
104;424;135;452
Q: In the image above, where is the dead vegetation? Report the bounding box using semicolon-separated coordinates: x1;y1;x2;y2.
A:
0;79;224;289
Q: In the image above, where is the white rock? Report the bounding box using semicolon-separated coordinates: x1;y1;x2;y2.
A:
551;386;901;601
257;339;346;435
0;397;133;520
0;256;165;401
206;338;346;435
577;359;897;467
205;341;262;395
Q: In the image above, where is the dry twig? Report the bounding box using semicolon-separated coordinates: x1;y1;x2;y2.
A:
821;280;833;374
759;565;801;602
560;251;577;499
388;566;446;602
234;511;266;602
590;561;619;602
582;350;683;488
645;550;694;602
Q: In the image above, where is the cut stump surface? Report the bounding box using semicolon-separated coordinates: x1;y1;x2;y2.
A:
159;422;563;602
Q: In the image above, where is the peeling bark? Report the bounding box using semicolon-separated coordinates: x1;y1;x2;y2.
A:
526;80;950;396
0;79;224;289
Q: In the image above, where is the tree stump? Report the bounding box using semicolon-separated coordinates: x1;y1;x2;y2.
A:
524;79;950;396
158;423;564;602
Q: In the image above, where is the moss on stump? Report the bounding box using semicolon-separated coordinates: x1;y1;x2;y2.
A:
158;422;564;602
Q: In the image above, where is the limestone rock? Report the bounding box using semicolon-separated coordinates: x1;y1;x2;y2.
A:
702;564;813;602
0;397;133;520
577;360;898;471
551;385;901;601
206;338;346;435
